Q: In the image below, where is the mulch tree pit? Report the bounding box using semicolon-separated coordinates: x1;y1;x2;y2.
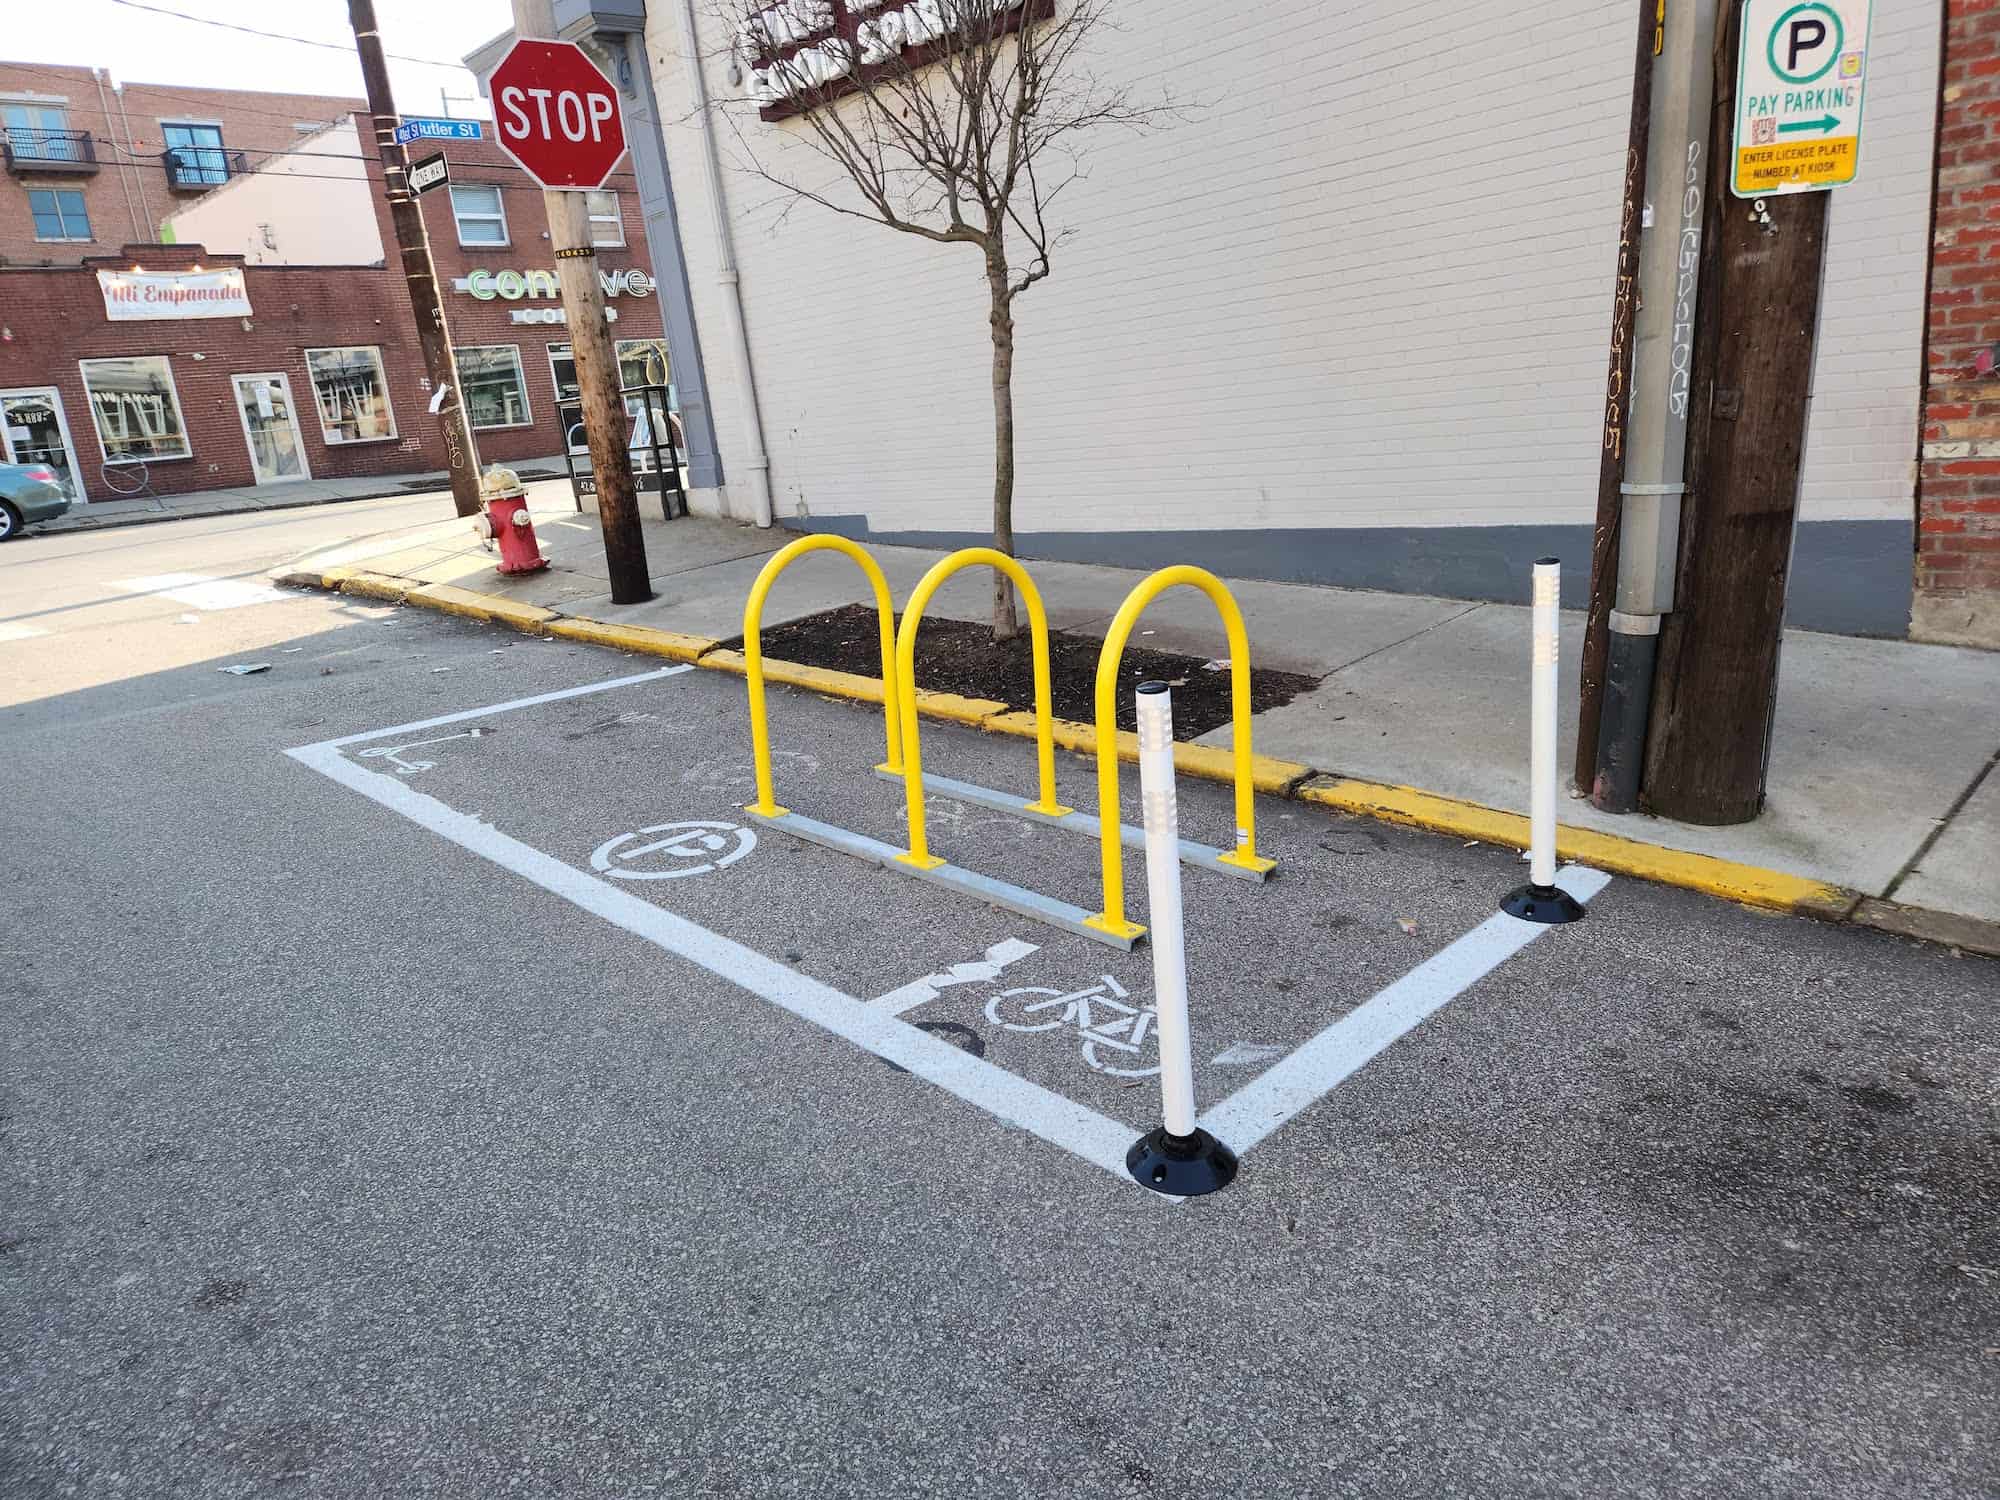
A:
732;603;1319;737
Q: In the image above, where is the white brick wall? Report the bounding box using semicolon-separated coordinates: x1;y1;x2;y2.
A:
647;0;1938;538
1801;0;1939;523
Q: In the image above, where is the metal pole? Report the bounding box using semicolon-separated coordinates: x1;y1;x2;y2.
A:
1124;682;1237;1196
1591;0;1721;811
1504;562;1585;924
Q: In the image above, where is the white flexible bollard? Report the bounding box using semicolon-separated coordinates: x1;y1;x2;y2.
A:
1125;681;1239;1196
1503;559;1585;924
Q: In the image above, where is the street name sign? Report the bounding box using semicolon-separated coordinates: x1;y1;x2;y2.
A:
407;151;450;196
393;118;483;145
1732;0;1872;197
489;39;628;191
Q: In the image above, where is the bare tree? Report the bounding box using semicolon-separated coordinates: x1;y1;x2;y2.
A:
711;0;1169;639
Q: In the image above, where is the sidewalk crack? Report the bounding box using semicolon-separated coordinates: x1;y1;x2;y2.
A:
1881;744;2000;901
1311;601;1488;682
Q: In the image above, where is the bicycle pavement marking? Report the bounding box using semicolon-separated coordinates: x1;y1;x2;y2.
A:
288;664;1612;1195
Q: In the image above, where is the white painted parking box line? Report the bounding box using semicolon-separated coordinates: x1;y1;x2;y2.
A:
323;664;693;749
1197;865;1614;1154
286;735;1153;1196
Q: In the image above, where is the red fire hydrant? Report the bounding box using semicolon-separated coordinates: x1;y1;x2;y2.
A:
475;467;548;575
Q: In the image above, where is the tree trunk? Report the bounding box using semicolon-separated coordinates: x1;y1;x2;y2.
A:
987;254;1021;642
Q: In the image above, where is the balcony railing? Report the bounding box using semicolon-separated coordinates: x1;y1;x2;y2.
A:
2;128;99;174
162;146;245;191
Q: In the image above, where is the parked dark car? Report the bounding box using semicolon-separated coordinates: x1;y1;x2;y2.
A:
0;462;71;539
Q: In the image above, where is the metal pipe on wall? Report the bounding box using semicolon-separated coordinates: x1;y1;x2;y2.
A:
673;0;775;529
1592;0;1720;812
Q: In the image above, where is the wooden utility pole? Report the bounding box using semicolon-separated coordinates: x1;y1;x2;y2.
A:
1574;0;1662;790
346;0;483;519
507;0;652;605
1641;0;1830;823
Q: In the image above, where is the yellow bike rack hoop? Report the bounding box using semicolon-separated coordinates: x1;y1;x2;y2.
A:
893;547;1071;869
1085;565;1279;943
741;534;904;818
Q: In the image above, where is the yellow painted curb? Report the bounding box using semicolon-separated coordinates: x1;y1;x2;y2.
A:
277;569;1889;931
332;569;413;604
1296;774;1860;919
911;688;1013;726
984;710;1307;794
405;582;559;632
546;617;717;662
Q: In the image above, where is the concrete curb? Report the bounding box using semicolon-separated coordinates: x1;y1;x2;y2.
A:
275;566;1999;959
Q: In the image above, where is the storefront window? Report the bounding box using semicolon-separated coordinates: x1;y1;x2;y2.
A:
546;340;674;405
79;356;190;461
547;342;578;404
617;338;671;392
455;345;531;428
303;346;397;444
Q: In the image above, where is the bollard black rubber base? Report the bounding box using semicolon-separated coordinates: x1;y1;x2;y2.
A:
1501;882;1587;925
1127;1127;1239;1197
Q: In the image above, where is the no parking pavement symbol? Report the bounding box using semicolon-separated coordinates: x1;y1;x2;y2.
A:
591;821;758;880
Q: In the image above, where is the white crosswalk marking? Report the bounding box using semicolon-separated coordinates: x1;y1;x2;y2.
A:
110;573;289;611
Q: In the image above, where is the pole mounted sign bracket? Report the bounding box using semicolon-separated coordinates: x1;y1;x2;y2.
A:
1732;0;1872;197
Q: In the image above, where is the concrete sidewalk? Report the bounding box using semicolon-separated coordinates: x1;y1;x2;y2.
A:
34;456;568;535
282;491;2000;951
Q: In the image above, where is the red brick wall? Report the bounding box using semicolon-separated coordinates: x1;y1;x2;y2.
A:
1918;1;2000;647
355;125;665;469
0;63;361;269
0;245;444;502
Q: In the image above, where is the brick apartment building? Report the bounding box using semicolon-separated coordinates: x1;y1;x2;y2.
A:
0;61;666;505
0;61;360;268
1917;0;2000;647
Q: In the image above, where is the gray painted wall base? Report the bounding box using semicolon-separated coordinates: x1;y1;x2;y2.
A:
785;516;1915;638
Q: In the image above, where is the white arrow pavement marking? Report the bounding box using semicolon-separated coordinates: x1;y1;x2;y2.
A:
870;937;1041;1015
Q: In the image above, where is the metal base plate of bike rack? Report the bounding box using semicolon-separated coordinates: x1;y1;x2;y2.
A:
875;767;1276;884
745;807;1145;952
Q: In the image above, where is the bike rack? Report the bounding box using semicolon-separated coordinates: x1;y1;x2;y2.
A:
741;534;905;815
741;547;1278;952
1086;567;1278;941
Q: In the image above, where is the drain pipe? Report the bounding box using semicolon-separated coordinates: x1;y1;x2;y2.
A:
673;0;774;529
94;70;145;243
1592;0;1718;811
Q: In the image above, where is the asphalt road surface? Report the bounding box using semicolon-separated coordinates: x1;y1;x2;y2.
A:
2;508;1996;1498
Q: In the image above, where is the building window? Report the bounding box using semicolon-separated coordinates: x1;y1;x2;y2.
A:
3;101;85;164
161;121;230;186
304;346;397;444
449;183;508;246
80;356;191;461
586;190;625;247
28;188;91;242
455;345;531;428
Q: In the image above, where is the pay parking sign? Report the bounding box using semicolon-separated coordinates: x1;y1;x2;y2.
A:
1733;0;1872;197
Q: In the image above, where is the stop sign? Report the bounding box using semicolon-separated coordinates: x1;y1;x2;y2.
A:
490;39;627;191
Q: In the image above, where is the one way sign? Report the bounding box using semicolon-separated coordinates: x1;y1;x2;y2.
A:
407;151;449;196
1733;0;1872;197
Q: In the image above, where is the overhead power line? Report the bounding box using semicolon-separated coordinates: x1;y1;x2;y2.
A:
106;0;469;71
